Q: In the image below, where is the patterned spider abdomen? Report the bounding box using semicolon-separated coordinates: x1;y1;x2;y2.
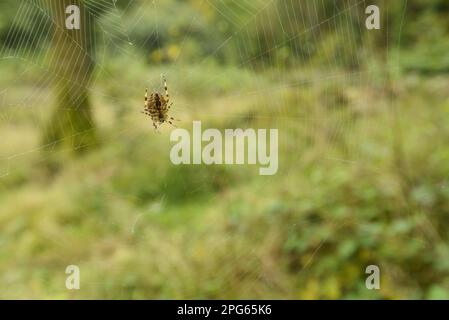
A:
149;93;166;120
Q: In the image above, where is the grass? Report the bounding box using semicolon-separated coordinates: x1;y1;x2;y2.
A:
1;58;449;299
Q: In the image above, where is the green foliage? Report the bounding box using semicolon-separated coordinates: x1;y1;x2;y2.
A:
1;0;448;73
1;0;449;299
123;0;223;63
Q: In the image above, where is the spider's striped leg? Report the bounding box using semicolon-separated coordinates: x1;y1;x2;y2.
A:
145;88;148;102
167;102;173;110
163;77;169;104
153;122;162;134
167;118;177;127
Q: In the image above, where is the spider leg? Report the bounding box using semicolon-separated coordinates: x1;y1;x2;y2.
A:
163;77;169;104
153;122;162;134
167;120;177;128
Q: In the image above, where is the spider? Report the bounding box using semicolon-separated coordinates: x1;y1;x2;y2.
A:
142;76;175;130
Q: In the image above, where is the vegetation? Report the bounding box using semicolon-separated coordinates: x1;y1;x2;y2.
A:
0;0;448;299
43;0;97;152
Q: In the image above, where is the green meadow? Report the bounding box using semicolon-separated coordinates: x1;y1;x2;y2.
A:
1;0;449;299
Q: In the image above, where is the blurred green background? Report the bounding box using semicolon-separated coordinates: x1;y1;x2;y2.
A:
1;0;449;299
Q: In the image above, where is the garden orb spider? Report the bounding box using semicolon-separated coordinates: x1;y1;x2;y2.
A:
142;76;176;130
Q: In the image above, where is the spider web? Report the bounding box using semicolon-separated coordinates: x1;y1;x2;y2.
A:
0;0;412;298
